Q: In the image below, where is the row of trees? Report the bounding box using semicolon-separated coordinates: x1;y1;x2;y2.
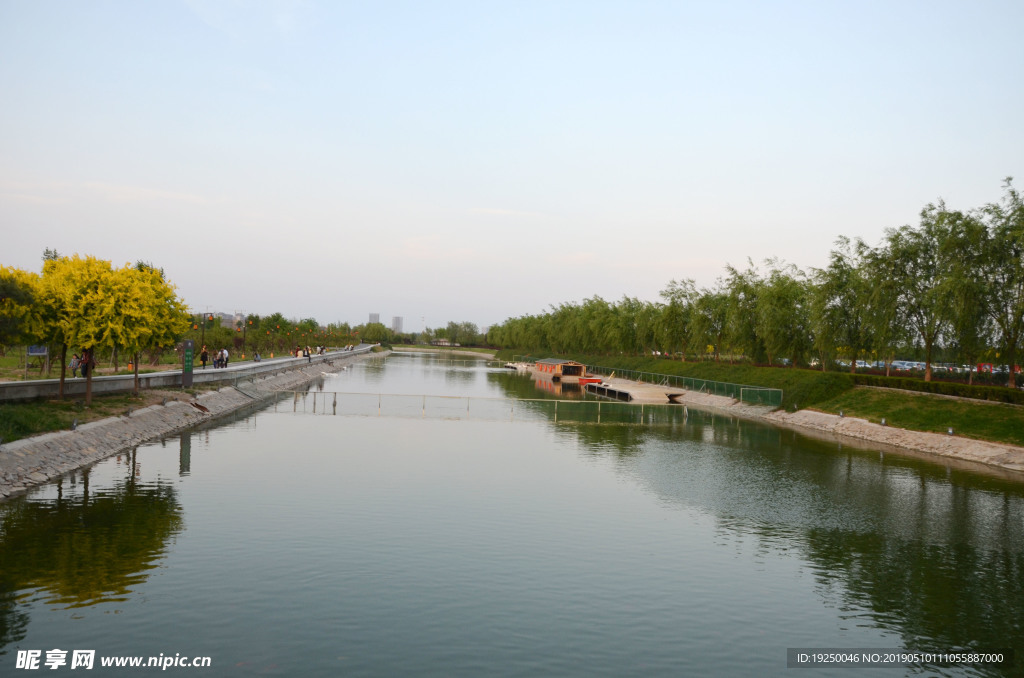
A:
486;180;1024;388
180;314;362;358
0;253;190;403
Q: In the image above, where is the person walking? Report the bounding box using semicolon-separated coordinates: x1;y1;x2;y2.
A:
69;353;80;378
222;348;229;369
200;346;209;370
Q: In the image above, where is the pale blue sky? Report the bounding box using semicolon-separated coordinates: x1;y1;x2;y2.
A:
2;0;1022;331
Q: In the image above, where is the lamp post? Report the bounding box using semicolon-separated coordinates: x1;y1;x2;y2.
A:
194;308;212;350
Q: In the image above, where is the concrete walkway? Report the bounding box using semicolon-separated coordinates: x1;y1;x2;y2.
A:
0;349;382;500
0;345;376;402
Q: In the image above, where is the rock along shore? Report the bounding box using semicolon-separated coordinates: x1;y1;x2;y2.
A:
0;351;382;500
662;387;1024;478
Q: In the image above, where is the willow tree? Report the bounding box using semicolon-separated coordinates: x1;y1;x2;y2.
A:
811;237;873;372
938;210;991;383
980;178;1024;388
689;285;729;360
724;261;766;363
875;204;954;381
756;261;812;367
658;278;696;359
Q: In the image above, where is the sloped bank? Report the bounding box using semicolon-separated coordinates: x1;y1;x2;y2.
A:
667;389;1024;477
0;351;384;500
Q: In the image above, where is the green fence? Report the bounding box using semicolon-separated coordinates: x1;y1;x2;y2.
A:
584;364;783;407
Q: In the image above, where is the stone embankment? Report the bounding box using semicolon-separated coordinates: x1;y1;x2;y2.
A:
0;352;381;500
663;388;1024;476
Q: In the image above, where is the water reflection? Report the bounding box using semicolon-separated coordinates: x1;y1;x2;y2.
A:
3;352;1021;675
483;369;1024;674
0;453;184;654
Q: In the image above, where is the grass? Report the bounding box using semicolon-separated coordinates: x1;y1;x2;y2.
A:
813;387;1024;447
495;350;856;410
495;349;1024;447
0;390;186;444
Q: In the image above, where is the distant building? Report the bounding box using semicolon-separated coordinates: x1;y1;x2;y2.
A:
391;316;403;334
369;313;380;324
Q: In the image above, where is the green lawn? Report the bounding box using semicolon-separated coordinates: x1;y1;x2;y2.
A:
813;387;1024;447
495;349;1024;447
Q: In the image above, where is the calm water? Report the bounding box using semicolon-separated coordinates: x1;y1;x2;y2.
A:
2;352;1023;676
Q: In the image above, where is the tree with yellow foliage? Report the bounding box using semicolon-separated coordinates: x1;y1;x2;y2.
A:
0;265;43;348
38;255;190;403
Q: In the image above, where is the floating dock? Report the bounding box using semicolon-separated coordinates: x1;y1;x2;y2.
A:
583;377;689;404
584;382;632;401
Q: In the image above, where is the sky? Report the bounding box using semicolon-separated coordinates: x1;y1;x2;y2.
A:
2;0;1022;333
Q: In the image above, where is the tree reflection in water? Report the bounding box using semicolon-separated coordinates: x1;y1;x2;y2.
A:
0;449;183;654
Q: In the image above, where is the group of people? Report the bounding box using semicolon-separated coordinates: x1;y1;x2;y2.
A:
67;351;94;378
293;345;327;362
199;346;230;369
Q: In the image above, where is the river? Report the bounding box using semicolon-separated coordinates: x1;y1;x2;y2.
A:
1;352;1021;676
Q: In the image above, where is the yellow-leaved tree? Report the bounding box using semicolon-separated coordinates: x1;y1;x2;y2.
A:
0;265;44;348
40;255;189;403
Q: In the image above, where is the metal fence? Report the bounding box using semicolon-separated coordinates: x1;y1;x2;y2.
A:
269;390;696;426
584;364;783;407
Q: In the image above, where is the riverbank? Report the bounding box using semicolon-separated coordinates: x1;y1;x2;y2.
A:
0;350;382;500
661;386;1024;477
391;346;497;359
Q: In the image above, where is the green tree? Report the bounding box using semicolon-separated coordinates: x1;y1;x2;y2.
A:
689;285;729;360
361;322;391;343
938;210;990;383
811;238;873;372
658;279;696;360
979;178;1024;388
875;205;953;381
756;261;811;366
724;261;766;363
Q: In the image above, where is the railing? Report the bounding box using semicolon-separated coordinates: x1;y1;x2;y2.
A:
584;364;783;407
0;345;376;403
269;390;695;426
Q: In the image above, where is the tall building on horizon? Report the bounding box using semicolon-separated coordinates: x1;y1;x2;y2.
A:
369;313;380;324
391;316;403;334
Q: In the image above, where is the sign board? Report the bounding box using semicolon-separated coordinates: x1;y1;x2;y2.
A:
183;339;194;388
27;345;48;356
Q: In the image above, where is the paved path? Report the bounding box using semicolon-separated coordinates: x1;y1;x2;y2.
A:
0;351;382;499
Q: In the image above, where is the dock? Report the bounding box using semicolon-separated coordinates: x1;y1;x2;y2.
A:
584;377;687;404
